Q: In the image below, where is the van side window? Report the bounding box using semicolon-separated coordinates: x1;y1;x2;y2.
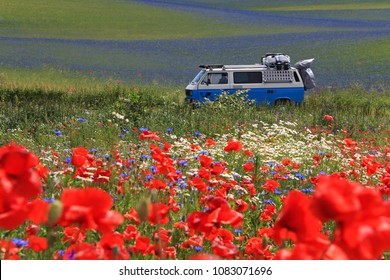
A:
204;73;228;85
233;72;262;84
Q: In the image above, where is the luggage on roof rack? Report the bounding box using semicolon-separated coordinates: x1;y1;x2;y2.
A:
262;53;291;70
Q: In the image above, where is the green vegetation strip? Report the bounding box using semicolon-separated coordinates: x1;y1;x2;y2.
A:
0;0;274;40
254;3;390;11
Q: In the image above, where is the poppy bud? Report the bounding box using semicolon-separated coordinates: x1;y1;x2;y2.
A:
136;197;151;222
48;200;63;226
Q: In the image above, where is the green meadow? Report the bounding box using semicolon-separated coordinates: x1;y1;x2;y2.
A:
0;0;316;41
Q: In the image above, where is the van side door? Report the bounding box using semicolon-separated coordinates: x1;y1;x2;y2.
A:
197;72;230;102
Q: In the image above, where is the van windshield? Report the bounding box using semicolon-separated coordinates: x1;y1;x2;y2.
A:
191;70;206;84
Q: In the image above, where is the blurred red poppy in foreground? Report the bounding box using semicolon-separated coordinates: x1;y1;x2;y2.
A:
58;187;123;233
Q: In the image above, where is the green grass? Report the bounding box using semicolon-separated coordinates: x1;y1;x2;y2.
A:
0;66;118;92
254;3;390;11
0;0;301;40
1;79;389;152
0;0;366;41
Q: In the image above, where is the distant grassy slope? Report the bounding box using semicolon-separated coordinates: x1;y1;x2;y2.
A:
254;3;390;11
137;0;390;10
0;0;260;40
0;0;316;40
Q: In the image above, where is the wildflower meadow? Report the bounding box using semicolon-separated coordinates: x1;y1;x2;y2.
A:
1;84;389;260
1;0;390;265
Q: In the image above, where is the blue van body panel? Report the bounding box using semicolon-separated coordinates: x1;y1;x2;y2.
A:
186;87;304;105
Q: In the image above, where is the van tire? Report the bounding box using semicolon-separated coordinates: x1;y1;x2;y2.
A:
273;99;292;107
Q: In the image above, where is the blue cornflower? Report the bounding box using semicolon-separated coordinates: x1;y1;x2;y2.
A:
194;246;202;252
139;127;148;132
122;129;129;134
44;198;55;203
302;188;314;193
57;250;65;257
295;173;306;180
65;157;71;163
234;229;242;234
12;238;28;247
104;155;110;160
263;199;276;205
54;129;62;136
179;159;188;166
194;131;201;137
150;165;157;174
77;117;87;122
274;189;282;195
166;128;173;133
145;175;153;181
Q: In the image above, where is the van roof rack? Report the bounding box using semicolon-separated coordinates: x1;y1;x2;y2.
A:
223;64;264;69
199;64;224;69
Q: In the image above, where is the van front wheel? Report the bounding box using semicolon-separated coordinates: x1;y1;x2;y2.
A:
273;99;292;107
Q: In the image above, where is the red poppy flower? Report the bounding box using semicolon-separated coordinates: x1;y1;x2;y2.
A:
207;197;243;228
71;147;90;167
188;177;208;192
131;236;153;256
224;139;242;152
324;115;334;121
273;190;322;244
159;246;176;259
244;150;254;157
212;163;225;175
263;179;280;193
235;199;249;212
0;194;29;230
163;142;171;152
99;232;129;260
62;226;86;244
146;179;167;190
139;130;160;141
0;143;42;200
123;224;140;240
25;224;40;236
153;227;172;247
124;208;141;224
199;155;213;168
27;236;48;252
211;238;239;259
260;204;276;222
63;242;102;260
58;187;123;233
0;239;21;259
28;199;50;225
243;162;254;172
147;203;170;225
257;227;274;239
311;175;361;222
205;139;216;147
198;167;212;180
245;237;269;259
276;237;347;260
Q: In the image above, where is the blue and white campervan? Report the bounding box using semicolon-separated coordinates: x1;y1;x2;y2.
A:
185;53;315;106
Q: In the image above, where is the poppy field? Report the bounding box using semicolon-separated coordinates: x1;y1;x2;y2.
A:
1;0;390;87
1;0;390;261
1;84;390;260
